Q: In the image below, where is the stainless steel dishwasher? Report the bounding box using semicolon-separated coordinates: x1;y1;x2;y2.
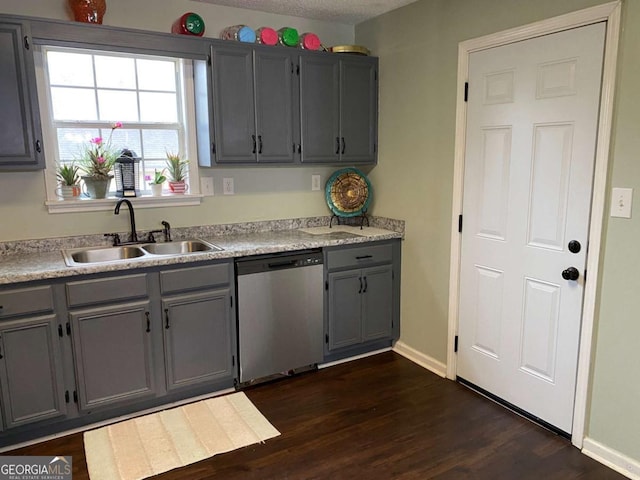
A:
236;249;324;385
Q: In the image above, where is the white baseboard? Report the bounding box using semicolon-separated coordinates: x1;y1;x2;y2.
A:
392;341;447;378
582;437;640;479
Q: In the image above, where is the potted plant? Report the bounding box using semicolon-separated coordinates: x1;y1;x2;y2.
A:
55;162;81;200
147;169;167;196
77;122;122;198
165;152;189;194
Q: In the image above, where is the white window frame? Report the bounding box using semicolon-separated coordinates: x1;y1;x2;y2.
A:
34;46;202;213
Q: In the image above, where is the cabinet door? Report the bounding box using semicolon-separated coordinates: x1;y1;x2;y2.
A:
340;58;378;164
211;44;256;163
70;301;155;412
255;50;296;163
0;315;66;428
0;22;43;170
162;289;232;391
299;55;340;163
361;265;393;342
327;270;362;350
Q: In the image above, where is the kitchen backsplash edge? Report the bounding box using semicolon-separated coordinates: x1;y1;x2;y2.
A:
0;216;404;256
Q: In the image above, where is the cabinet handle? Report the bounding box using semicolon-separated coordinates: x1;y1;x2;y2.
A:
164;308;170;329
363;276;368;293
335;137;340;154
358;277;363;294
252;135;257;154
35;140;42;153
145;312;150;333
0;337;3;359
355;255;373;260
258;135;263;154
341;137;346;155
23;35;30;50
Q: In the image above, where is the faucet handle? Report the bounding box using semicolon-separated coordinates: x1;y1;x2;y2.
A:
146;230;163;243
104;233;121;246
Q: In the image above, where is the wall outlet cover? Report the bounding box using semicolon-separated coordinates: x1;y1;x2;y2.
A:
223;177;234;195
312;174;321;191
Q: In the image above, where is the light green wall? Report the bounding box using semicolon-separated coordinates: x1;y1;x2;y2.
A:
357;0;639;464
0;0;354;242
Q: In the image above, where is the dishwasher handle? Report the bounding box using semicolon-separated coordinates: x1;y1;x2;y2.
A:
267;260;298;269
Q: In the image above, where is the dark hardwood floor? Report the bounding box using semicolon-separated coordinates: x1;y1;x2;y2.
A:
7;352;624;479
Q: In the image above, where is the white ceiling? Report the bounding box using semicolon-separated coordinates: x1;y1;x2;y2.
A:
193;0;420;25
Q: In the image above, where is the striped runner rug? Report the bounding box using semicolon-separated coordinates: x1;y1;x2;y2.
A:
84;392;280;480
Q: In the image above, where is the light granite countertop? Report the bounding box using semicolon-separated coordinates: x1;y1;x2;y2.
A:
0;217;403;285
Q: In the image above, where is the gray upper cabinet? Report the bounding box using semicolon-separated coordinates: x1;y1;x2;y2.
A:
0;315;66;428
208;44;297;165
300;54;378;164
0;21;43;170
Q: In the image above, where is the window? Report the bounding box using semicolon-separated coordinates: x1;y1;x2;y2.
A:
36;46;201;212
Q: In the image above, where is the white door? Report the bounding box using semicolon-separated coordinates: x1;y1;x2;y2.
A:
457;23;605;434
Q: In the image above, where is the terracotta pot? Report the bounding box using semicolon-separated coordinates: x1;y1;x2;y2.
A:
69;0;106;24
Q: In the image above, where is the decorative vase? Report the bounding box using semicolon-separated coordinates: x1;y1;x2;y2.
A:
150;183;164;196
168;181;188;194
56;184;81;200
82;175;112;199
69;0;106;24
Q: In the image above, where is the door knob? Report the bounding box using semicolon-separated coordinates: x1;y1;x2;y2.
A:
562;267;580;281
568;240;581;254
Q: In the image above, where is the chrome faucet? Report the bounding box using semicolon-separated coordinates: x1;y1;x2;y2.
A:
114;199;138;243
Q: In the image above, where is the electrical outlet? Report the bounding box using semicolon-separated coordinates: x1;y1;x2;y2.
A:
311;174;321;191
611;187;632;218
200;177;214;196
223;177;234;195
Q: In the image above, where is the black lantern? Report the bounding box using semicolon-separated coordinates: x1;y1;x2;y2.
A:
114;149;141;197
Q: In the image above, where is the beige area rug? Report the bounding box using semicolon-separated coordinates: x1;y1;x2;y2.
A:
84;392;280;480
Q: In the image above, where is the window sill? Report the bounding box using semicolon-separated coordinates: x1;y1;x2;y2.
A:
45;193;203;214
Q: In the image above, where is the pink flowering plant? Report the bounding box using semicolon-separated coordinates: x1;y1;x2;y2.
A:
78;122;122;178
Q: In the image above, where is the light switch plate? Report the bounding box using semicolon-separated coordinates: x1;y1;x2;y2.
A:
611;187;632;218
311;174;321;191
200;177;214;196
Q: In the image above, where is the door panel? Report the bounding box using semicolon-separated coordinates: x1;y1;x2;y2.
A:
327;270;361;349
361;265;393;342
458;23;606;434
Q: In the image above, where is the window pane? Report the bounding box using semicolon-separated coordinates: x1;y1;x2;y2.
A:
47;51;94;87
142;130;179;158
97;90;139;122
137;59;176;92
102;128;142;157
51;88;97;121
139;93;177;122
94;55;136;89
57;128;99;161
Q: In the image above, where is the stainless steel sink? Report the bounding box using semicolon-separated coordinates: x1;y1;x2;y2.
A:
62;239;223;266
64;246;146;265
140;239;222;255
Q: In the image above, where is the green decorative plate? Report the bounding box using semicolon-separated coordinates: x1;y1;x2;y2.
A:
325;168;372;217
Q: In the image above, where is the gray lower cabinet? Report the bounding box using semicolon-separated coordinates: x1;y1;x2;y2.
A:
300;54;377;164
162;289;232;391
160;262;235;391
66;273;156;412
0;315;67;428
0;285;66;429
325;241;400;356
0;20;43;170
327;265;393;350
69;300;155;412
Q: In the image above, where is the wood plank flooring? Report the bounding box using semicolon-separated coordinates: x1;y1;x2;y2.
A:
6;352;625;479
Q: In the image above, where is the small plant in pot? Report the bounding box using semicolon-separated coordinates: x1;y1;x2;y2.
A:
165;152;189;194
55;162;81;200
146;169;167;196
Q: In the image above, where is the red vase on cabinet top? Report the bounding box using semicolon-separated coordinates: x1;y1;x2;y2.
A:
69;0;106;24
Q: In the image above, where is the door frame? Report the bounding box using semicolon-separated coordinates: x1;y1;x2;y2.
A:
446;1;621;448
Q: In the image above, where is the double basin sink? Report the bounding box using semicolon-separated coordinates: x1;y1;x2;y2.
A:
62;239;223;267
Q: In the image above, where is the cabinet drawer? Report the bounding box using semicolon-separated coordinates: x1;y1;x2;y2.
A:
326;243;393;270
160;263;230;294
66;274;148;307
0;286;54;317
